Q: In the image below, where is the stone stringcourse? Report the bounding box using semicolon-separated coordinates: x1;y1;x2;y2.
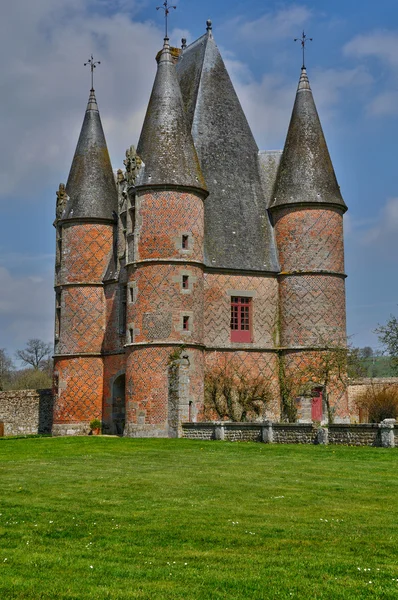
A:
182;420;398;447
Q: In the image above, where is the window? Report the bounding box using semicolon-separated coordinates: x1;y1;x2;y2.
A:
230;296;252;342
183;315;190;331
182;235;189;249
182;275;189;289
129;287;134;303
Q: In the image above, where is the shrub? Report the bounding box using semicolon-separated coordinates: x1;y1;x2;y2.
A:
89;419;102;431
355;385;398;423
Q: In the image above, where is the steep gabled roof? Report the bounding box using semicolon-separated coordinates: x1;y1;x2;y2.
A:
270;68;347;212
176;25;279;272
65;89;118;220
136;39;206;191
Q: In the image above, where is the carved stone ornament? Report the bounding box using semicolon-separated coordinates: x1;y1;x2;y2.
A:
123;145;142;186
55;183;68;220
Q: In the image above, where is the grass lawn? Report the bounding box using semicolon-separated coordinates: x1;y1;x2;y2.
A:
0;438;397;599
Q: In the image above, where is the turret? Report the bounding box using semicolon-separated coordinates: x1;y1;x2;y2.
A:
52;86;117;436
124;38;208;437
270;66;348;421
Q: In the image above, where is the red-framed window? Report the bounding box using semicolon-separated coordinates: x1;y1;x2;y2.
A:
230;296;252;342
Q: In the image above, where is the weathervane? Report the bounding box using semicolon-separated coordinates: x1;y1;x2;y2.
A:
294;31;312;69
84;54;101;90
156;0;176;39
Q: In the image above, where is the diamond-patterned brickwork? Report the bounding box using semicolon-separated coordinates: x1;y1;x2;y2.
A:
137;190;204;261
282;350;349;419
126;347;205;428
275;207;345;273
129;264;204;344
59;287;105;354
205;350;280;420
53;357;103;422
62;223;113;282
279;274;346;347
204;274;278;348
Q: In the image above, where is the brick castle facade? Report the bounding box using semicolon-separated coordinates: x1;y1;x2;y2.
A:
52;23;348;436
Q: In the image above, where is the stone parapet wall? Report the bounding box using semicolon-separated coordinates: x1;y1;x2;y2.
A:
182;421;397;447
272;423;317;444
328;423;380;446
0;389;53;436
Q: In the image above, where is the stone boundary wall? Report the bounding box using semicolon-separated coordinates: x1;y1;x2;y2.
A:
182;421;398;447
0;389;53;436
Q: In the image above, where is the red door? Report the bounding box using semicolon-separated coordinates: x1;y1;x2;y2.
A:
311;389;323;421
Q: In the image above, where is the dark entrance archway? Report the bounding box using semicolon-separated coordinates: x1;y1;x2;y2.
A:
112;374;126;435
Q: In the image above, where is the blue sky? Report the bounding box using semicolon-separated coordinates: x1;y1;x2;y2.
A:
0;0;397;357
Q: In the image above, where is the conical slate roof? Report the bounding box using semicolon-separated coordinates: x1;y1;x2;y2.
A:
65;89;117;220
270;68;347;211
176;24;279;272
136;39;206;191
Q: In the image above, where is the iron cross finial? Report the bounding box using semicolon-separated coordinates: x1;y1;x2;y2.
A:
294;31;313;69
156;1;176;39
84;54;101;90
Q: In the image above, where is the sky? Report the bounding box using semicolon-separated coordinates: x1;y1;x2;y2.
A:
0;0;397;359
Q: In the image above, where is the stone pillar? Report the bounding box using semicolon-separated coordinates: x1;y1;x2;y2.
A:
316;426;329;445
380;419;396;448
262;421;274;443
214;422;225;441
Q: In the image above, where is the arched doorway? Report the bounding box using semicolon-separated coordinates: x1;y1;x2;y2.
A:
112;374;126;435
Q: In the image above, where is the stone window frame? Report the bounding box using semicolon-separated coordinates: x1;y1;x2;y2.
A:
227;289;256;344
128;282;137;304
175;231;194;255
179;311;194;336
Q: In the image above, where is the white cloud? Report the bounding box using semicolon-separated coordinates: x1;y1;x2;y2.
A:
367;91;398;117
224;5;312;45
0;0;163;201
225;59;371;151
361;197;398;248
344;30;398;69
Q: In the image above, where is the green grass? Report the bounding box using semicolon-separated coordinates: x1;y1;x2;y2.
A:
0;438;397;599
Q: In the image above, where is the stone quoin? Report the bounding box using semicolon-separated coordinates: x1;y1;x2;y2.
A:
52;22;348;436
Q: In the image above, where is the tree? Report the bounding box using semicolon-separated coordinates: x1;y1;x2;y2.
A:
7;368;52;391
347;347;367;379
375;314;398;374
0;349;14;391
359;346;373;360
16;339;52;371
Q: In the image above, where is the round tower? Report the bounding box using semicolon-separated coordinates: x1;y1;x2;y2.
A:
53;88;118;436
124;38;208;437
270;67;348;421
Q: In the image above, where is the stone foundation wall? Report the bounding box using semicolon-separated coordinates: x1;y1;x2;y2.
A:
0;389;53;436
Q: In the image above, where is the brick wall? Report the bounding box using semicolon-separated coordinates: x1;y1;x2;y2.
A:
348;378;398;421
204;273;278;349
273;207;345;273
0;390;53;436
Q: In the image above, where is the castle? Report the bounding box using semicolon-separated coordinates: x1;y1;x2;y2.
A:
52;22;348;436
